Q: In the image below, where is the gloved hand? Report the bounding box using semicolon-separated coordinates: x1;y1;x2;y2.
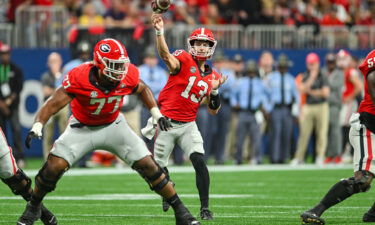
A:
157;117;172;131
25;122;43;149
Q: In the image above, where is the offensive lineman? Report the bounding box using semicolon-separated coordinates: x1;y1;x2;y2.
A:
301;50;375;224
148;13;227;220
17;38;200;225
0;128;57;225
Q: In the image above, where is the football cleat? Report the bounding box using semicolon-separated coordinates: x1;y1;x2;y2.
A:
174;204;201;225
162;197;171;212
300;211;325;225
200;207;213;220
17;202;41;225
40;205;58;225
301;211;325;225
363;211;375;222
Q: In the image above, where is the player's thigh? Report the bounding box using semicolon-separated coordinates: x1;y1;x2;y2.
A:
0;148;17;179
349;114;375;173
153;128;176;167
177;122;204;156
50;121;94;167
104;114;151;166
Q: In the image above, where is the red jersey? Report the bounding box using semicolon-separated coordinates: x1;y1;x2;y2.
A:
342;68;358;98
158;50;220;122
358;50;375;115
62;62;139;125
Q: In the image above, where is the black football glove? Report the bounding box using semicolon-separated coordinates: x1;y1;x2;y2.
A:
157;117;172;131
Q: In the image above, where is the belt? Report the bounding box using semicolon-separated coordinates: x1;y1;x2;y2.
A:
70;121;114;128
166;117;189;124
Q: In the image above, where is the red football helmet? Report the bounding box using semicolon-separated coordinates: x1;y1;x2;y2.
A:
93;38;130;82
187;27;217;61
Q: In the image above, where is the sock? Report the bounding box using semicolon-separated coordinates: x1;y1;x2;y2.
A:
313;180;354;216
190;153;210;209
167;194;182;210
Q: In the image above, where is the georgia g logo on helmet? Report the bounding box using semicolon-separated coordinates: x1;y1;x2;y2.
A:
99;44;111;53
93;39;130;82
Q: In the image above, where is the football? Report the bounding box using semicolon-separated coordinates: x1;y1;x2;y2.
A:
151;0;171;13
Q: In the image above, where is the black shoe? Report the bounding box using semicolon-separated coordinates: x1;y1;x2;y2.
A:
162;197;171;212
40;205;58;225
17;202;42;225
174;205;201;225
300;211;325;225
200;207;213;220
363;211;375;222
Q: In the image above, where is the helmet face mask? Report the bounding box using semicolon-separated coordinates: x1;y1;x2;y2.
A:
187;28;217;61
94;38;130;82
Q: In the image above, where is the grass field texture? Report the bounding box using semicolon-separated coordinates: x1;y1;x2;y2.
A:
1;165;374;225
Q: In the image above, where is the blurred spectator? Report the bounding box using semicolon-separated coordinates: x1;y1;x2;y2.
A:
139;48;167;131
322;52;344;164
226;53;244;159
337;49;363;162
258;51;274;80
266;54;299;164
203;51;236;164
40;52;69;160
235;0;262;25
173;0;197;25
0;43;24;168
78;2;104;27
6;0;32;23
320;4;345;25
291;53;330;166
231;60;270;165
62;41;91;76
206;0;236;24
104;0;127;28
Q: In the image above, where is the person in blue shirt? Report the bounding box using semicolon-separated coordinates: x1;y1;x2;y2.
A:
265;54;299;164
139;48;168;129
231;60;271;165
202;51;236;164
62;41;91;76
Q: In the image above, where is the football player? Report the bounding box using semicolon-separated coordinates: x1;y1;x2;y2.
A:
0;128;57;225
17;38;200;225
300;50;375;224
149;13;227;220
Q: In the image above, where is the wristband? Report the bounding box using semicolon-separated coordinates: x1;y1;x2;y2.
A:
211;89;219;96
150;107;163;120
155;29;164;36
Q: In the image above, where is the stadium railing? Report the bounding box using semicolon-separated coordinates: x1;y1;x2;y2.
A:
0;23;13;46
15;6;68;48
7;6;375;50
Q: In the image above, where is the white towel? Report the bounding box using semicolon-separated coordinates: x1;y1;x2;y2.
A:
141;117;157;140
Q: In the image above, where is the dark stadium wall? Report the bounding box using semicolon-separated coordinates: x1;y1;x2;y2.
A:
10;48;370;157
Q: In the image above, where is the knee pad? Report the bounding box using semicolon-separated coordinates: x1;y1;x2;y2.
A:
35;162;66;193
133;157;170;191
1;169;31;197
343;175;371;194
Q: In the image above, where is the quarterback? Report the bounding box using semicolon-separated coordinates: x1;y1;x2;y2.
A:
17;38;200;225
149;13;227;220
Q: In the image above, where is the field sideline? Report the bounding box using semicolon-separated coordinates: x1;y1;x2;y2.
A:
1;165;374;225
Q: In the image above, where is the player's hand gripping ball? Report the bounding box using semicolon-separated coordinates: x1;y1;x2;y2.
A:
151;0;171;13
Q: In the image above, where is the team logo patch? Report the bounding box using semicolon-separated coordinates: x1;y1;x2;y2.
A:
190;66;197;73
99;44;111;53
90;91;98;98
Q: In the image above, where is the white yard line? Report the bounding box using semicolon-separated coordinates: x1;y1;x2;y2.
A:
21;164;353;177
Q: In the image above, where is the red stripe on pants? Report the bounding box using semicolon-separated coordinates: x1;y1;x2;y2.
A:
9;147;17;175
365;129;373;171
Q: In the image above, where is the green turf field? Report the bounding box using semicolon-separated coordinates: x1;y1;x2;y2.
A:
1;165;374;225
